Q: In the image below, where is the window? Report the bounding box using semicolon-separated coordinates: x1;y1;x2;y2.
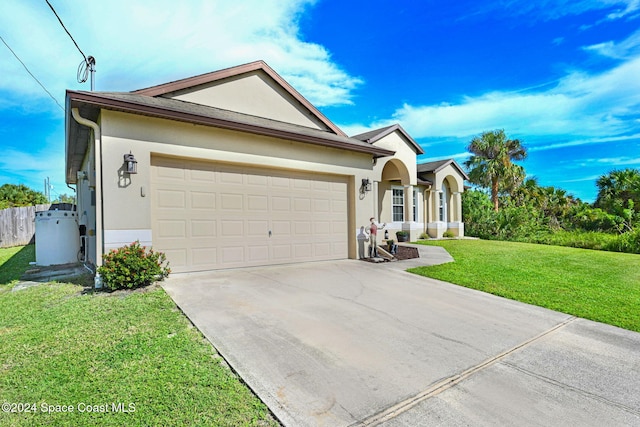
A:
439;183;449;222
413;189;418;222
392;187;404;222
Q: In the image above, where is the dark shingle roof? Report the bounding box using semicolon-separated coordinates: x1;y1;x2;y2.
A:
65;90;395;183
417;159;469;180
351;124;424;155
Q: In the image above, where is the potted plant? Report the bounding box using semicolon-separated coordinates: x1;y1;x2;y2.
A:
396;231;409;242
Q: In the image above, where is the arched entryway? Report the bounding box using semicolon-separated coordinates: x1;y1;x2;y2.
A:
375;159;415;230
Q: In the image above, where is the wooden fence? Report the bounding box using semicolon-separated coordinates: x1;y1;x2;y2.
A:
0;204;51;248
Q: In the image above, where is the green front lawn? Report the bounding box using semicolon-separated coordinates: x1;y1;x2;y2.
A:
0;246;277;426
411;239;640;333
0;245;34;285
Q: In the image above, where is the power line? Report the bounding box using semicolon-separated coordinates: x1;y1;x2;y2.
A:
44;0;95;88
45;0;86;61
0;35;64;111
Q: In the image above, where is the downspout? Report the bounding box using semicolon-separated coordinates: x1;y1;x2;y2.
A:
71;108;103;288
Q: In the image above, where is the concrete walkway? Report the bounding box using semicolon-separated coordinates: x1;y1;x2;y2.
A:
162;259;640;426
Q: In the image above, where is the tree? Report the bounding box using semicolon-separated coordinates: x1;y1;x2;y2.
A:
465;129;527;211
53;193;75;204
595;169;640;213
0;184;48;209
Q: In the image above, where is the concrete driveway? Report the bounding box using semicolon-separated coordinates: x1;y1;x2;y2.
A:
162;256;640;426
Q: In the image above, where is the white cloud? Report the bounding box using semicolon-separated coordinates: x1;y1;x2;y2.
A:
379;56;640;144
419;152;470;163
530;134;640;152
0;0;361;110
583;28;640;58
0;146;66;194
481;0;640;22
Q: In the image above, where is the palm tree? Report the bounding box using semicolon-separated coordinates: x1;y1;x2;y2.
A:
464;129;527;211
595;169;640;214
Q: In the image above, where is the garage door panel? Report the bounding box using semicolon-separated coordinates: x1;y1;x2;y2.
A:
247;174;268;186
272;221;291;236
221;220;243;237
248;245;269;262
293;198;311;212
191;192;216;209
271;196;290;211
219;170;244;184
313;221;332;235
222;246;245;263
191;220;216;237
293;243;312;259
332;200;348;213
192;248;217;266
157;220;187;238
314;243;331;257
164;249;187;268
248;195;268;211
190;168;216;183
221;193;243;210
293;221;312;235
293;178;311;190
313;199;331;212
157;190;186;208
332;221;348;234
152;157;348;272
247;220;269;237
272;244;292;260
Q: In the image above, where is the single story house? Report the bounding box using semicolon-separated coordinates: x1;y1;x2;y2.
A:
65;60;467;273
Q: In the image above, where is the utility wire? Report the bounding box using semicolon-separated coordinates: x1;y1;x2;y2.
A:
45;0;87;61
45;0;95;86
0;35;64;111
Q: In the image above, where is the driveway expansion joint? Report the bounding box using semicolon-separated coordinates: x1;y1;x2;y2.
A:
351;316;578;427
500;361;640;417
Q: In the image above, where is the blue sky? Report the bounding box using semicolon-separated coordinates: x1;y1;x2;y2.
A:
1;0;639;202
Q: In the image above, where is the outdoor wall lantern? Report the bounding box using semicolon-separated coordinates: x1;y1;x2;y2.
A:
361;178;372;192
124;152;138;174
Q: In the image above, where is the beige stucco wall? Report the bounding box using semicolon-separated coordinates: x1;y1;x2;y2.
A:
98;110;377;259
371;131;418;186
367;130;422;239
168;71;329;131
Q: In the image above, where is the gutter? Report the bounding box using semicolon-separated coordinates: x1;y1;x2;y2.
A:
71;108;104;289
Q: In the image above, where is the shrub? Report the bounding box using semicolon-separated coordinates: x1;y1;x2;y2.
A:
97;241;171;290
419;232;430;239
443;231;455;238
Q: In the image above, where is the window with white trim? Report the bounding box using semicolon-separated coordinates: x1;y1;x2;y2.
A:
413;189;418;222
440;182;449;222
392;187;404;222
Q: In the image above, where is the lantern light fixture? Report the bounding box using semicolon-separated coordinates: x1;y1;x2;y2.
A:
361;178;372;192
124;152;137;174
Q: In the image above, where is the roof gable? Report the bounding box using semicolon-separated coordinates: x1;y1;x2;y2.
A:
352;124;424;155
133;60;346;136
417;159;469;180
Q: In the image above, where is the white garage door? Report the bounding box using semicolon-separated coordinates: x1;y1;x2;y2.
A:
151;156;349;272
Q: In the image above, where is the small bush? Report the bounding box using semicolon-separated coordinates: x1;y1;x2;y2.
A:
97;241;171;290
419;232;430;239
443;231;455;238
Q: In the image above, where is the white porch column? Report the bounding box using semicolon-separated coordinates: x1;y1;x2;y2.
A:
452;192;461;222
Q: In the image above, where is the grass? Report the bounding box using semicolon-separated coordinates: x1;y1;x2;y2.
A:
0;246;278;427
411;239;640;333
0;245;35;285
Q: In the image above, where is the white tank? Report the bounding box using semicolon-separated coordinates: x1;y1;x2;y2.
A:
35;210;81;266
